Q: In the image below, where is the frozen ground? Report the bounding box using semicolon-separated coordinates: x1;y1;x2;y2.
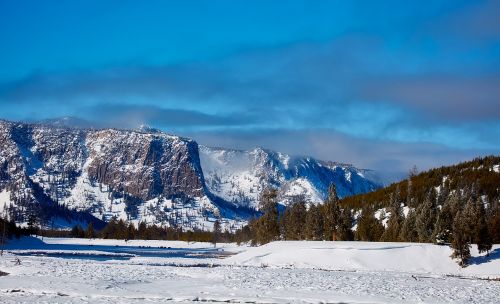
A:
0;237;498;303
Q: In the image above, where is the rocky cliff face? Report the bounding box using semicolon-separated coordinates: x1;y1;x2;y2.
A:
0;120;380;230
85;129;205;200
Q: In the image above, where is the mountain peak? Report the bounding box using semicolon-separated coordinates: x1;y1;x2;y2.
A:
137;124;161;133
0;119;380;230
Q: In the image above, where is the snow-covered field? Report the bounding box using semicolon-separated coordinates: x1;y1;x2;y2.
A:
0;237;499;303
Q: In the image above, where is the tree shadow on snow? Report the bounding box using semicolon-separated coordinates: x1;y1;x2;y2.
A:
469;247;500;266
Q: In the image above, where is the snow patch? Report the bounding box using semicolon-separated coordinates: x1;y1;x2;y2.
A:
0;189;11;213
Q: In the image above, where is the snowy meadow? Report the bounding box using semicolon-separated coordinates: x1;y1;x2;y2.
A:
0;237;498;303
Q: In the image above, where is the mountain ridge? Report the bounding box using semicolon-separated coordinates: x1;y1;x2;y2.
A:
0;119;381;230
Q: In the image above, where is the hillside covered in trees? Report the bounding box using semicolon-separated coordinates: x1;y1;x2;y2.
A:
235;156;500;267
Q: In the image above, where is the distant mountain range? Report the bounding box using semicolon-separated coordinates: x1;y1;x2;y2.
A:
0;119;380;230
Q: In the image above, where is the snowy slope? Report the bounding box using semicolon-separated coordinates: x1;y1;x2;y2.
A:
200;146;380;209
226;241;500;277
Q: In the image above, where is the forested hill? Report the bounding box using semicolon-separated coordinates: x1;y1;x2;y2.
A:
238;156;499;267
340;156;500;210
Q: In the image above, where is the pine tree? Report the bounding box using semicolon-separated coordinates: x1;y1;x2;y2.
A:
304;204;324;240
280;208;289;239
406;178;416;208
126;222;136;240
137;221;148;239
255;188;280;244
355;205;384;241
283;201;306;240
433;197;454;244
381;189;403;242
71;225;85;238
451;210;471;267
488;199;500;243
101;217;118;239
27;213;38;235
116;219;127;239
85;222;95;239
462;197;478;243
323;184;341;241
399;209;418;242
474;198;492;255
337;208;354;241
212;219;221;247
415;190;437;242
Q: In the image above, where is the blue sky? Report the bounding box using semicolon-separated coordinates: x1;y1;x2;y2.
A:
1;0;499;181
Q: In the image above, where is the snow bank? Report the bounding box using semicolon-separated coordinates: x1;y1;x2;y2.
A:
226;241;500;277
4;236;247;253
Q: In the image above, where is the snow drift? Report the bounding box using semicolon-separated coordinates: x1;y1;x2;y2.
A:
226;241;500;277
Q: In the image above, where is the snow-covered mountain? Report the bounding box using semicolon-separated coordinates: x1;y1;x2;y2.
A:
200;146;379;209
0;120;380;230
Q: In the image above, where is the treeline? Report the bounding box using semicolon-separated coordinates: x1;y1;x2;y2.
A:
341;156;500;209
0;217;32;242
68;217;233;244
234;162;499;267
234;186;358;245
3;178;106;232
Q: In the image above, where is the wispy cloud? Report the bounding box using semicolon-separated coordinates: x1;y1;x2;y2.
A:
184;128;497;184
80;104;259;130
0;0;498;179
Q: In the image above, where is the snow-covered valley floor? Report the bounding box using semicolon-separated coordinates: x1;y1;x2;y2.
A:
0;238;499;303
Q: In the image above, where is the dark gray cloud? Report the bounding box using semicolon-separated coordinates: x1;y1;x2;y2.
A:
1;36;499;152
432;0;500;40
78;104;259;130
1;34;498;122
361;74;500;121
184;128;497;184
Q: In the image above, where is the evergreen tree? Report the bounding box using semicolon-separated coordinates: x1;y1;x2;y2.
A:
415;190;437;242
101;217;118;239
451;210;471;267
437;180;450;207
304;204;324;240
381;188;403;242
283;201;306;240
406;178;416;208
488;199;500;243
474;198;492;255
255;188;280;244
447;191;461;215
116;219;127;239
85;222;95;239
462;197;478;243
337;208;354;241
355;205;384;241
71;225;85;238
27;213;38;235
399;209;418;242
137;221;149;239
323;184;341;240
280;208;289;239
212;219;221;247
126;222;136;240
433;197;454;244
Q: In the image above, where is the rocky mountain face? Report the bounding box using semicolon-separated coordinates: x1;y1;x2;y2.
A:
200;146;380;209
0;120;381;230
